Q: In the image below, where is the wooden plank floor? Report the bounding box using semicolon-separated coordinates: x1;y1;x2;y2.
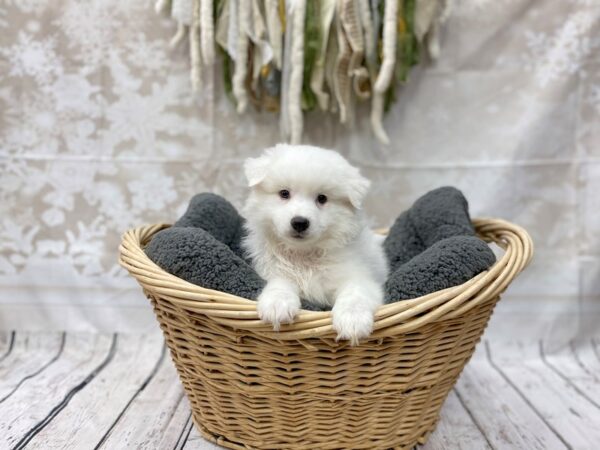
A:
1;331;599;450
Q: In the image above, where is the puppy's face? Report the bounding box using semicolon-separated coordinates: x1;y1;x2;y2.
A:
248;183;349;247
243;145;370;250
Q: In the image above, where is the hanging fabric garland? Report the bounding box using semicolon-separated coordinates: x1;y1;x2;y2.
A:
156;0;450;144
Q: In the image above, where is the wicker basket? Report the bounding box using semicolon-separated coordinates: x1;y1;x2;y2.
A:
119;218;532;450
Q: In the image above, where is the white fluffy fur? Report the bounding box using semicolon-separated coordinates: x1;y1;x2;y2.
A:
242;144;388;345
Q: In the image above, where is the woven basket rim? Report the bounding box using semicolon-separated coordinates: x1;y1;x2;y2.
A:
119;217;533;340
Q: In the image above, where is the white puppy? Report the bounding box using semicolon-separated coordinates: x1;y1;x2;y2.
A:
242;144;388;345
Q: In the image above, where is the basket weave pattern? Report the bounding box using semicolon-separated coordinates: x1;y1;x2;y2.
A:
119;218;532;450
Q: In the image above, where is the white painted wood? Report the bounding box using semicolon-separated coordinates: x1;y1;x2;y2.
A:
183;423;224;450
454;343;568;449
25;333;164;449
489;340;600;449
175;418;194;450
1;333;115;448
158;396;193;450
3;334;599;449
0;331;12;361
542;339;600;407
571;339;600;378
0;332;62;376
98;354;190;449
593;338;600;360
0;332;64;401
421;389;491;450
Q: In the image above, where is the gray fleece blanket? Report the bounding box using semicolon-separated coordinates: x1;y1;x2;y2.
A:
145;187;496;307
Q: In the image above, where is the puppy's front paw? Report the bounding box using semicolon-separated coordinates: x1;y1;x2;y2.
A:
332;306;374;346
257;290;300;331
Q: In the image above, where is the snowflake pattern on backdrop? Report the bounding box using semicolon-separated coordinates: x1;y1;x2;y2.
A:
0;0;599;312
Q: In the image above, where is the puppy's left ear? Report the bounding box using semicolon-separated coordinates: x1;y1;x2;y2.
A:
244;153;271;187
345;168;371;209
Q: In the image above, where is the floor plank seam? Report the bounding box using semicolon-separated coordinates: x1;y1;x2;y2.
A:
539;341;600;410
0;332;66;404
484;341;572;450
591;338;600;363
94;342;168;450
11;333;119;450
0;331;16;364
175;413;194;450
569;341;599;381
453;387;494;450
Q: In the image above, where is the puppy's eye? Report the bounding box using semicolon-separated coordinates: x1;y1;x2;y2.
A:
279;189;290;199
316;194;328;205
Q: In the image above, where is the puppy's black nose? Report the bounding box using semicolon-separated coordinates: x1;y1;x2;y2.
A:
291;216;310;232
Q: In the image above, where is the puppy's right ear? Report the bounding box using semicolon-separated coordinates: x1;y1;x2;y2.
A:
244;153;270;187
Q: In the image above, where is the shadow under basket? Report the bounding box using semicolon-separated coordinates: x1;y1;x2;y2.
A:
119;218;533;450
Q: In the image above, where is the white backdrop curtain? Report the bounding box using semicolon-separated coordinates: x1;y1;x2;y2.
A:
1;0;598;343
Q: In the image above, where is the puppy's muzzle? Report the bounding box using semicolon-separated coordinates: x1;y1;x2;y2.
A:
290;216;310;233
